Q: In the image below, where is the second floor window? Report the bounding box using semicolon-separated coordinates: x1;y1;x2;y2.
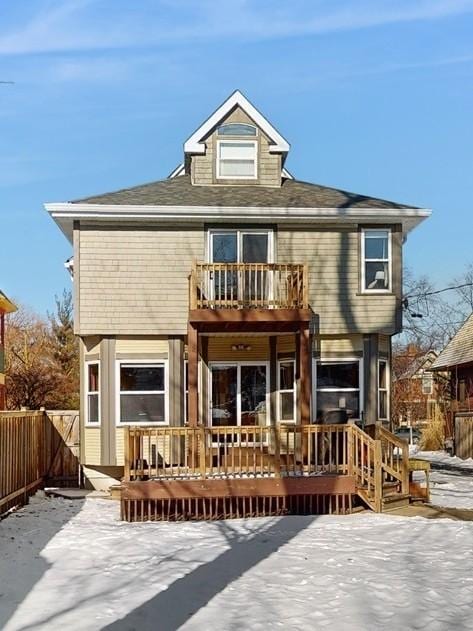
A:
362;228;391;292
217;140;257;179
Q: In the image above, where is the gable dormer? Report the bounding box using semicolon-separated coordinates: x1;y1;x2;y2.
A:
183;91;289;187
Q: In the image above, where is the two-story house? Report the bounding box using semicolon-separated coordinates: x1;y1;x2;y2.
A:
0;291;17;409
47;91;430;516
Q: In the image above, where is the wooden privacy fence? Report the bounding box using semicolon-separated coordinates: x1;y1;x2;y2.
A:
455;413;473;459
0;410;80;516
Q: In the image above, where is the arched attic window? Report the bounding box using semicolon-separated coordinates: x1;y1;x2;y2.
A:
217;123;257;136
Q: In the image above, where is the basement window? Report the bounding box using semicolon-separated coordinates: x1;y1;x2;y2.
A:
119;363;167;424
217;140;257;179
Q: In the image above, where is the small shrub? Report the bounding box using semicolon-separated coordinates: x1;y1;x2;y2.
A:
420;408;445;451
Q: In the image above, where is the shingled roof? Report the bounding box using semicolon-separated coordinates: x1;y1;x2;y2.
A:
73;175;416;209
431;313;473;370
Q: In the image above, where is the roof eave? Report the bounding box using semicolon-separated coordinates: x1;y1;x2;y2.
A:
0;294;17;314
45;202;431;243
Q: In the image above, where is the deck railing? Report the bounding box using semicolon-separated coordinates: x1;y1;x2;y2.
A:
124;424;355;482
189;262;308;310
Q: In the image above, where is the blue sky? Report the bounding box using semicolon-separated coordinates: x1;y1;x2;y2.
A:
1;0;472;314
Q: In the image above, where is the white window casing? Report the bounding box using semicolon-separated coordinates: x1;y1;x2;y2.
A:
278;359;296;423
361;228;392;293
314;358;363;422
216;140;257;180
85;361;100;426
378;359;389;421
116;360;169;425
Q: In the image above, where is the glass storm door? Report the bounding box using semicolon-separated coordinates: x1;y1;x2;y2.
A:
210;365;238;427
210;231;270;304
210;363;268;427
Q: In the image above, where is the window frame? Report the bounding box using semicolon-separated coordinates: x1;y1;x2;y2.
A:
115;359;169;426
85;360;100;426
378;359;389;421
216;139;258;180
361;228;392;294
207;228;274;264
313;358;363;422
278;359;296;423
217;123;257;137
184;359;188;424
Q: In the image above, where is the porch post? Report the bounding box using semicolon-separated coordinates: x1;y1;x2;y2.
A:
187;322;199;427
299;324;311;425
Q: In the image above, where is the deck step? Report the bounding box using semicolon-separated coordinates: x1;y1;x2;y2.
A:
382;493;410;511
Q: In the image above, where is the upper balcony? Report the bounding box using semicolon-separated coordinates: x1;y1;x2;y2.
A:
189;262;309;311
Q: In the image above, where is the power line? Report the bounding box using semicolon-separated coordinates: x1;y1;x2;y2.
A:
0;81;14;85
405;281;473;300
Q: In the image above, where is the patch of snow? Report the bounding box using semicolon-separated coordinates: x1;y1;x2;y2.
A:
1;495;473;630
415;451;473;509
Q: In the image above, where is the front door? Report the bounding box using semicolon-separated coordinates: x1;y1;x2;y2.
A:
210;363;269;428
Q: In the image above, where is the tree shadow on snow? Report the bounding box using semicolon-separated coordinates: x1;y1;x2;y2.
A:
103;514;318;631
0;496;85;630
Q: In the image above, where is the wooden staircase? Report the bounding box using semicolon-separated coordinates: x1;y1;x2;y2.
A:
352;424;410;512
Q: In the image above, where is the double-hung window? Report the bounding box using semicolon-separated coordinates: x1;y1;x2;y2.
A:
86;362;100;424
316;360;361;422
217;141;257;179
278;360;296;422
119;363;167;424
378;360;389;421
362;228;391;292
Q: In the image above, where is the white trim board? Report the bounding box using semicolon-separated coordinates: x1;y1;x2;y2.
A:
184;90;290;155
46;202;431;243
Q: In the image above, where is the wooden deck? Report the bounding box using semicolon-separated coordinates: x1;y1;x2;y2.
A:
121;424;410;521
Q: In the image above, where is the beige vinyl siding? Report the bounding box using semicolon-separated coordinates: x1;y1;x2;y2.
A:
83;336;101;356
318;335;363;355
116;426;125;465
192;106;281;187
78;224;204;335
379;335;390;353
278;335;296;354
278;226;398;335
115;337;168;354
84;427;101;465
207;336;270;361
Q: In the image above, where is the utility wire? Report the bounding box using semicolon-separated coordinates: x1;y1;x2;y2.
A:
405;281;473;300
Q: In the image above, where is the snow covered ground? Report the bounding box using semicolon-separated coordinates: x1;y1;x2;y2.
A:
415;451;473;509
1;495;473;631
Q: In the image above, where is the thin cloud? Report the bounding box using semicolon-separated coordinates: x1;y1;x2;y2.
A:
1;0;473;55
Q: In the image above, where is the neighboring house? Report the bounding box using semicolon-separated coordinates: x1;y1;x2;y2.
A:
431;313;473;443
46;90;431;509
0;291;17;409
392;346;445;427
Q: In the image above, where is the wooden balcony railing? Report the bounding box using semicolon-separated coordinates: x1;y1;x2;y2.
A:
189;262;308;310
